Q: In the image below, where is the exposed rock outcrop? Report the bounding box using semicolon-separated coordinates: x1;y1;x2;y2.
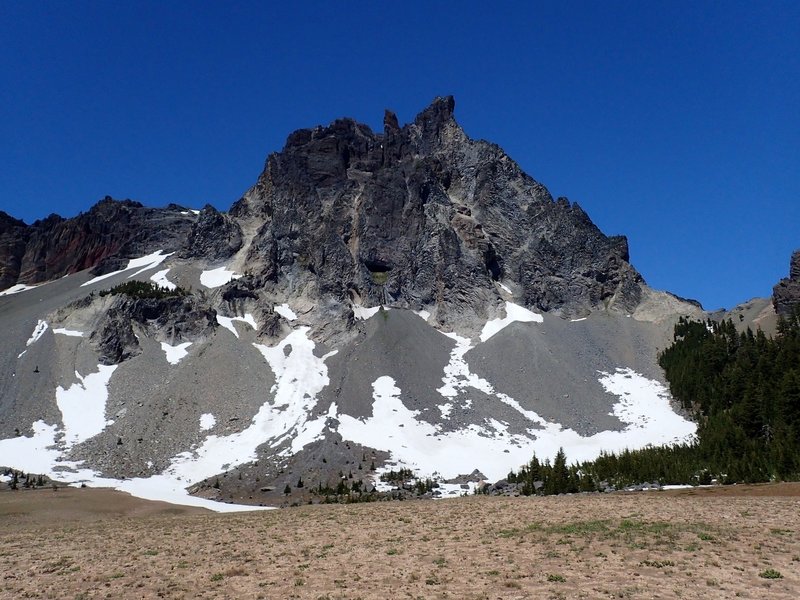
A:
3;97;645;336
180;204;242;261
0;197;197;288
773;249;800;316
230;96;643;332
90;294;217;365
0;211;28;290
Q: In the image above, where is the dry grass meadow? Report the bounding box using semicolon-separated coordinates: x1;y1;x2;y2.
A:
1;484;799;599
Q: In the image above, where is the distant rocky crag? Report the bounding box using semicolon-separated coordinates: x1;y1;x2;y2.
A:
773;249;800;317
0;198;196;290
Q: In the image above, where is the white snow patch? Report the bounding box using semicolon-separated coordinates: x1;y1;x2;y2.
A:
199;413;216;432
570;317;587;322
479;301;543;342
436;332;540;423
435;482;477;497
216;316;239;337
239;313;258;330
353;305;384;320
661;484;713;491
56;365;118;448
338;362;697;484
26;320;49;346
414;309;431;322
149;328;334;490
437;403;453;419
598;367;697;446
53;328;84;337
161;341;192;365
0;361;270;512
216;314;258;338
81;250;172;286
340;376;539;483
200;266;241;288
274;303;297;321
0;283;38;296
190;209;200;215
150;268;177;291
498;282;512;294
0;421;70;474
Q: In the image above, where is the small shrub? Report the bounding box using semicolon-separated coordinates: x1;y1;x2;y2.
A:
547;574;566;582
759;569;783;579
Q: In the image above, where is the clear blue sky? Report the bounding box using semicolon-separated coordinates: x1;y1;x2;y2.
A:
2;2;798;310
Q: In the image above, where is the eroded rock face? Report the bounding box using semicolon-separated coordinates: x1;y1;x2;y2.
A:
180;204;242;261
0;212;28;290
231;96;643;327
773;250;800;317
0;198;197;287
2;97;645;333
91;294;217;365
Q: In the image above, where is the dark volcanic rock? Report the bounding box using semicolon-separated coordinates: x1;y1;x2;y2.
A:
91;294;217;365
180;204;243;260
0;211;29;291
773;249;800;316
232;96;643;326
3;97;646;330
0;197;197;289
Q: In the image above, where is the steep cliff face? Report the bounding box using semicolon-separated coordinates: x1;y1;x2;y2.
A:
89;293;218;365
2;98;643;329
179;204;242;261
773;249;800;316
0;211;28;290
231;96;642;329
0;198;197;290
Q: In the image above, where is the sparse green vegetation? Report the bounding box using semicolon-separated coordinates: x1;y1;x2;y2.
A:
99;280;188;299
759;568;783;579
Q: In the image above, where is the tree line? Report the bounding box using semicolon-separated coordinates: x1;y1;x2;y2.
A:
507;305;800;494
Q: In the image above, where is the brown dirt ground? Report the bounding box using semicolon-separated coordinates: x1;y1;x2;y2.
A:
1;483;798;599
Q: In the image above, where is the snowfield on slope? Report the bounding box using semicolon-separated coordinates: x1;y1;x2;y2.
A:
161;341;192;365
150;268;177;290
200;266;241;288
335;303;696;482
0;304;696;511
337;368;696;484
216;313;258;338
81;250;173;287
0;283;38;296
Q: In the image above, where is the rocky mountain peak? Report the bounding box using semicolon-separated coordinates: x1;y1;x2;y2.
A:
224;97;643;338
773;249;800;316
2;97;645;338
